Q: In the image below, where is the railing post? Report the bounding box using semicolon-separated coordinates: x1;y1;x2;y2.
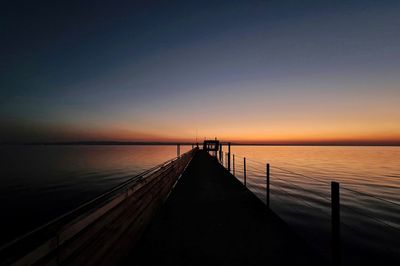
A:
177;144;180;157
225;153;227;166
233;154;235;176
219;144;222;161
266;163;270;207
243;157;247;186
331;181;341;266
228;142;231;172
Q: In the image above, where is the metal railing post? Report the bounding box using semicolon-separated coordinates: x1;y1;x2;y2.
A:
224;153;228;169
266;163;270;207
177;144;180;157
224;153;226;167
228;142;231;172
243;157;247;186
233;154;235;176
331;181;341;266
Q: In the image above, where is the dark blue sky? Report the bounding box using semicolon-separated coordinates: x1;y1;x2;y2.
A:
1;0;400;143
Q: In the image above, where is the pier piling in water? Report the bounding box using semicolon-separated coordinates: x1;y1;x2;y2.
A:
331;181;341;266
233;154;235;176
227;142;231;172
244;157;247;186
266;163;270;207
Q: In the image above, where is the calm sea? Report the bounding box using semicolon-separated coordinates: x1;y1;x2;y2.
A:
228;146;400;265
0;145;399;265
0;145;190;246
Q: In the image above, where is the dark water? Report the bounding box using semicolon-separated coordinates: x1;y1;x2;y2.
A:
1;145;399;265
0;145;190;246
227;146;400;265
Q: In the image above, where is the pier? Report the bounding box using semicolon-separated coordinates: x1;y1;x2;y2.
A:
127;149;323;265
0;147;324;265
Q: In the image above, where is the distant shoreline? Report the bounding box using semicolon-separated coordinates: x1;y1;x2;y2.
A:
1;141;399;147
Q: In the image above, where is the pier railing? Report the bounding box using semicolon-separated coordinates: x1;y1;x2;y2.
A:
0;148;197;265
218;151;400;266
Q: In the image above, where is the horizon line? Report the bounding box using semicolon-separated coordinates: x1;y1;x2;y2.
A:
2;140;400;147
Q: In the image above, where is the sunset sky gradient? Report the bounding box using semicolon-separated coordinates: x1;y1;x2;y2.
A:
1;0;400;144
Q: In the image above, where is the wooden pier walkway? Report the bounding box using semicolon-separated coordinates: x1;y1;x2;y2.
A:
127;150;324;265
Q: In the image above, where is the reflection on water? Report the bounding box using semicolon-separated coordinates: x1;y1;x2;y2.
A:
229;146;400;265
0;145;190;246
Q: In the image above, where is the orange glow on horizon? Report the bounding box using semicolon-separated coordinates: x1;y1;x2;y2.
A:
65;126;400;145
43;114;400;144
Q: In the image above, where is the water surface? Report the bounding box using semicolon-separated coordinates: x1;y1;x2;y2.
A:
0;145;190;245
1;145;399;265
228;146;400;265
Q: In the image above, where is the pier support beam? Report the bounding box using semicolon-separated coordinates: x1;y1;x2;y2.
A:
227;143;231;172
266;163;270;207
233;154;235;176
331;181;341;266
243;157;247;186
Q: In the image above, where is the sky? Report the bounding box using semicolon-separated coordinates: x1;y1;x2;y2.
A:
1;0;400;144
